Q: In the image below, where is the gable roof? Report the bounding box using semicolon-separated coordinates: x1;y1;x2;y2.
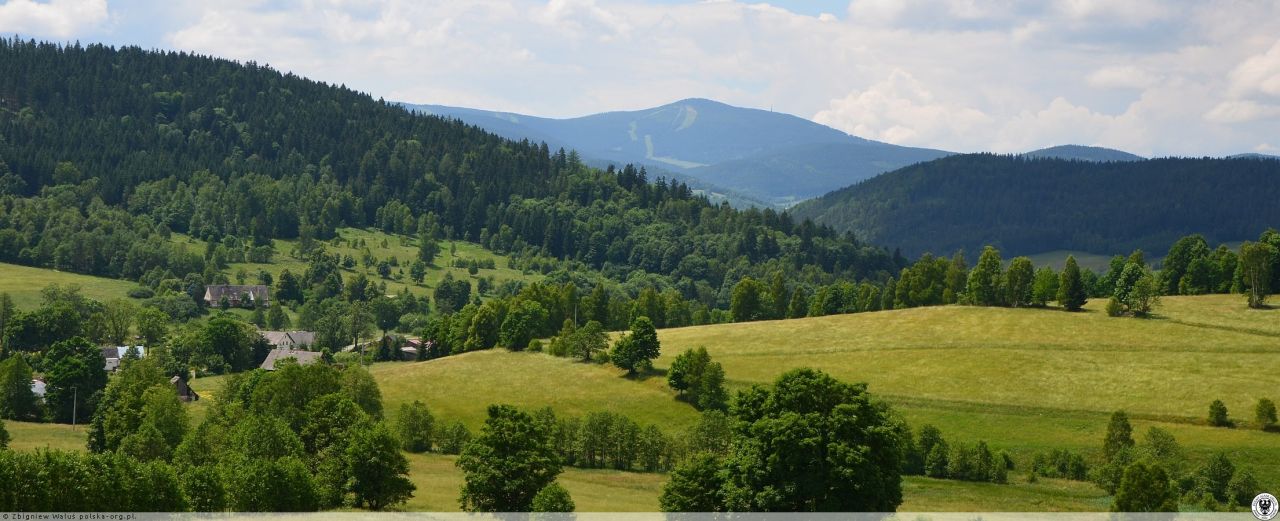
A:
260;348;323;371
204;285;270;302
260;330;317;348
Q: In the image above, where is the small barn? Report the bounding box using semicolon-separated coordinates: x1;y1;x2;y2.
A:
171;376;199;402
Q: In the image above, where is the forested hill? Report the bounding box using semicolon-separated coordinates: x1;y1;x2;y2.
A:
0;39;898;295
790;153;1280;258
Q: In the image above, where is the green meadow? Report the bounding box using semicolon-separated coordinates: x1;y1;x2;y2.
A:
0;262;139;310
5;293;1278;510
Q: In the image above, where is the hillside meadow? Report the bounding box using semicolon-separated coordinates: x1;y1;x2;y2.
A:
4;293;1277;511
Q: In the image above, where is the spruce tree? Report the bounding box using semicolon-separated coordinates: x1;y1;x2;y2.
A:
1057;255;1088;311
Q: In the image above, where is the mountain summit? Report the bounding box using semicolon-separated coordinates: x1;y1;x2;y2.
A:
405;98;950;205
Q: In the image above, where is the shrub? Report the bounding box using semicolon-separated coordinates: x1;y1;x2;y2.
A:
396;401;435;453
437;421;472;455
1256;398;1277;430
1208;400;1231;427
1105;297;1124;317
127;286;155;299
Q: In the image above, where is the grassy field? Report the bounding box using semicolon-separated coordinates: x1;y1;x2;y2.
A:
6;293;1278;511
370;350;700;432
0;262;139;309
175;227;540;306
654;294;1280;488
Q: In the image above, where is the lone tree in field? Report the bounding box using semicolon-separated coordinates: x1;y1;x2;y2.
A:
1239;241;1276;308
611;316;661;375
1111;461;1179;512
1057;255;1088;311
1208;399;1232;427
1103;410;1134;461
457;404;563;512
1256;398;1277;430
719;368;904;512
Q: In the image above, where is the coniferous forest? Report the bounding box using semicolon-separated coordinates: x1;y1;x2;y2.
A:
791;153;1280;257
0;39;896;295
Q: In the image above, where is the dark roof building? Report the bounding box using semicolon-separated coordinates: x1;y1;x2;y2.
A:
204;285;271;308
260;331;317;349
260;348;323;371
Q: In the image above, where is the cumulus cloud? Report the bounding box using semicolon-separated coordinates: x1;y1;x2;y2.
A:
1087;66;1158;90
1227;39;1280;98
813;69;992;148
0;0;107;38
3;0;1269;157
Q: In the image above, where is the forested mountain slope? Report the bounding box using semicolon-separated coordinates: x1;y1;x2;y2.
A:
0;39;898;303
408;99;951;205
790;153;1280;257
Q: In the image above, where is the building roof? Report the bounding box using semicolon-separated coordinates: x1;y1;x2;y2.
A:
260;330;317;348
204;285;270;303
260;348;324;371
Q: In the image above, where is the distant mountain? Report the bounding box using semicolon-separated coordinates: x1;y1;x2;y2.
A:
1022;145;1144;162
790;154;1280;258
1227;153;1280;160
404;99;951;206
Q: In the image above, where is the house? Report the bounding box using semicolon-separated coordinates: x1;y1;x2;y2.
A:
171;376;199;401
101;346;146;372
260;348;323;371
204;285;271;308
260;330;317;350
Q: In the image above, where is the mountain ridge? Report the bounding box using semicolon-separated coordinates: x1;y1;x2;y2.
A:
403;98;951;206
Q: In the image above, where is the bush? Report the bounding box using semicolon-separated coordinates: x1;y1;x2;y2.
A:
1105;297;1124;317
396;401;435;453
437;421;472;455
1208;400;1231;427
1256;398;1277;430
1031;449;1089;480
127;286;155;299
531;482;575;512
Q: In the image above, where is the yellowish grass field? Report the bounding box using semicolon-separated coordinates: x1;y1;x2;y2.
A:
656;294;1279;420
0;262;139;310
370;351;700;432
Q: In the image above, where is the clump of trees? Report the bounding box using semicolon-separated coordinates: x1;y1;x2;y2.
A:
661;368;905;512
902;424;1009;484
75;357;413;511
456;404;567;512
667;347;727;411
1091;410;1262;512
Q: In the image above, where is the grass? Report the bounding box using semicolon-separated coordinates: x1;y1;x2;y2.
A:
176;227;540;307
2;420;87;452
402;453;665;512
370;351;700;432
655;294;1280;489
0;262;139;310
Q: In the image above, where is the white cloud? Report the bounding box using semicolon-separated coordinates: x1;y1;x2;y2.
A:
0;0;107;38
1087;66;1158;90
813;69;992;148
1204;100;1280;124
12;0;1253;157
1227;39;1280;98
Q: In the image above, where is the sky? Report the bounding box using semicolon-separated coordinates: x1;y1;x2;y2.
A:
3;0;1280;157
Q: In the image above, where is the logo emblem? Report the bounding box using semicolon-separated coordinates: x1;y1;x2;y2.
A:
1257;493;1279;521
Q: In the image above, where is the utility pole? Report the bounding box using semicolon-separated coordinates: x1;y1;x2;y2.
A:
71;386;78;430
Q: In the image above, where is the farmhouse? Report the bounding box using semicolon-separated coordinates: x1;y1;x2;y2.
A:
260;330;317;350
260;348;323;371
101;346;146;372
204;284;271;308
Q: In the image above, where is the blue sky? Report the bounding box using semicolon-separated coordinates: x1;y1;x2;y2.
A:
3;0;1280;157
